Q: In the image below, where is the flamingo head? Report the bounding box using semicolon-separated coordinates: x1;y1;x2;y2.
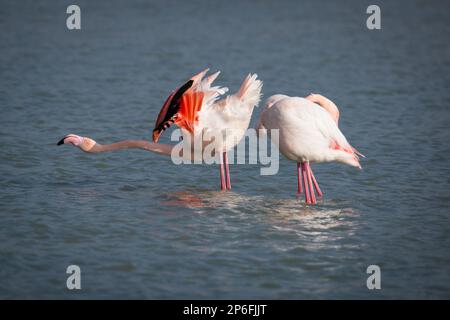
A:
57;134;96;152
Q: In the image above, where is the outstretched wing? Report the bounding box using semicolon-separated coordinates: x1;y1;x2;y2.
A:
152;69;228;142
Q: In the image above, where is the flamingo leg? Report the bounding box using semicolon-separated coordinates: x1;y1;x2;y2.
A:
305;162;317;204
302;162;311;204
309;166;323;198
223;152;231;190
297;162;302;194
219;159;226;191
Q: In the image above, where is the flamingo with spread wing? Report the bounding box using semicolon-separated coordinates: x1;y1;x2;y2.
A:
58;69;262;191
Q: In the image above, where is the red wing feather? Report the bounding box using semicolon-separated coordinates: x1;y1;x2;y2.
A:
174;91;204;134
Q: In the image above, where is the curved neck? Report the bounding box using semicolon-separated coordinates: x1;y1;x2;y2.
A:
306;94;340;124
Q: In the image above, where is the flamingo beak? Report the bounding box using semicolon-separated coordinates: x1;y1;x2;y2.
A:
57;137;66;145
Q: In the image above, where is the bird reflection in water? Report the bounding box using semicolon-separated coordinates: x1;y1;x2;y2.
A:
159;190;362;253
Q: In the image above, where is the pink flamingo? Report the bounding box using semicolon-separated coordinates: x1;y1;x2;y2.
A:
257;93;364;205
58;69;262;191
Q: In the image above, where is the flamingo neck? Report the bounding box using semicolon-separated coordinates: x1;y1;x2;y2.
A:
89;139;173;156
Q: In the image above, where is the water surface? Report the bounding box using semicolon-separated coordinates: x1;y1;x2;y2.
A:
1;0;449;298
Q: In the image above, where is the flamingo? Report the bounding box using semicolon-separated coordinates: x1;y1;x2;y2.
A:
57;69;263;191
256;93;364;204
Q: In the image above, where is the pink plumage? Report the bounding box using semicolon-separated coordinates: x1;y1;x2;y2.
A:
258;94;363;204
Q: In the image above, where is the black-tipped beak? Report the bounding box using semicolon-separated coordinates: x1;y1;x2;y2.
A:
57;137;66;146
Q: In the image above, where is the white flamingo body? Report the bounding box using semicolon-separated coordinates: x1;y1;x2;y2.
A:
260;96;360;168
187;71;262;155
258;94;363;204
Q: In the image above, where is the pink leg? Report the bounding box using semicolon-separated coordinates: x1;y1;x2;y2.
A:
219;161;226;191
305;162;317;204
309;166;323;198
297;162;302;194
223;152;231;190
302;162;311;204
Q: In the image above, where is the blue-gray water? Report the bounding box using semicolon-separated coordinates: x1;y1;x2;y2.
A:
1;0;449;299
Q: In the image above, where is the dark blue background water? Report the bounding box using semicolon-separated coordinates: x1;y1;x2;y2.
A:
1;0;449;298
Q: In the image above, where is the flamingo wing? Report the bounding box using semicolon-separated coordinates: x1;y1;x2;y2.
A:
276;97;362;165
306;101;364;166
152;69;228;142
